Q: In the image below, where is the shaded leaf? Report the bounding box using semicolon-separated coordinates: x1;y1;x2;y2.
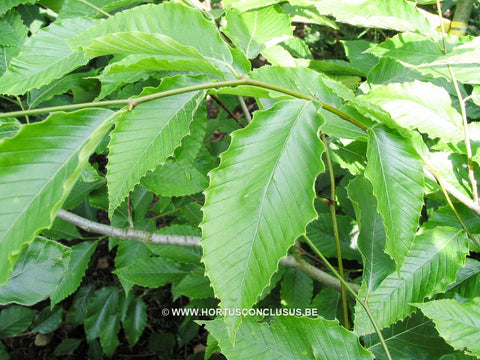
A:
365;124;424;269
0;237;71;306
84;287;121;356
362;81;463;142
223;6;292;59
0;306;35;338
122;296;147;347
172;272;214;300
114;257;190;288
141;105;209;197
0;118;21;140
415;297;480;358
364;311;453;360
0;17;94;95
50;241;98;306
348;176;395;290
0;108;115;284
201;100;324;337
107;75;206;213
32;306;63;334
280;267;313;309
0;0;38;16
205;316;373;359
354;227;469;335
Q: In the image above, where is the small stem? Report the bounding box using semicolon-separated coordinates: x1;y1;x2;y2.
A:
424;163;480;248
76;0;112;17
15;96;29;124
302;234;393;360
126;195;134;228
210;94;245;128
236;95;252;123
436;0;478;203
0;79;367;132
321;134;350;329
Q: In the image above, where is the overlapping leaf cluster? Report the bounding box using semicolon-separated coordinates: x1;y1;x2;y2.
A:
0;0;479;358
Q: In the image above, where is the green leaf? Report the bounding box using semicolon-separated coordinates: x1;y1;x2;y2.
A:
201;100;324;337
0;118;21;140
84;287;121;356
348;176;395;290
0;10;27;76
329;140;366;175
362;81;463;142
114;257;190;288
222;0;282;11
280;267;313;309
83;32;224;78
27;70;99;109
306;0;431;32
364;311;453;360
0;108;115;284
50;241;98;306
223;6;292;59
368;33;480;84
66;285;94;326
32;306;63;334
122;296;147;347
414;297;480;358
57;0;152;20
307;213;362;261
107;75;206;213
0;237;71;306
41;217;81;240
205;316;373;359
54;338;83;356
0;17;23;46
172;272;214;300
0;0;38;16
0;306;35;338
141;105;209;197
354;227;469;335
447;259;480;300
69;2;249;78
341;40;379;76
365;124;424;269
0;17;94;95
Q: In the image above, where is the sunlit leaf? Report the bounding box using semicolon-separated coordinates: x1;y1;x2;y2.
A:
365;124;424;269
0;108;115;284
205;316;373;359
354;227;469;335
201;100;324;337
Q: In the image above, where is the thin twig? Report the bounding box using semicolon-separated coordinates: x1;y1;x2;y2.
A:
236;95;252;123
302;234;393;360
436;0;478;203
423;164;480;248
126;195;134;228
15;96;29;124
423;164;480;216
76;0;112;17
210;94;246;128
55;209;358;292
0;78;367;132
321;134;350;329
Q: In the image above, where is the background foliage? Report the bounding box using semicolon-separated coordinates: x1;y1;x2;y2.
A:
0;0;480;359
